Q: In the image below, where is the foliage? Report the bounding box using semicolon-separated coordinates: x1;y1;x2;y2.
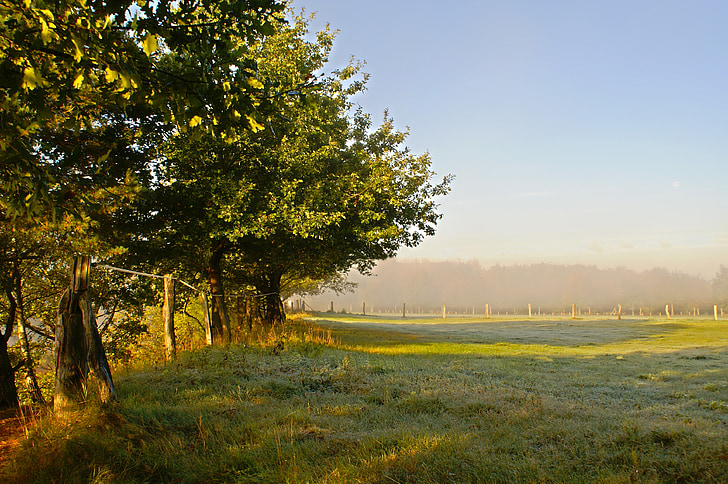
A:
150;15;449;323
0;0;285;219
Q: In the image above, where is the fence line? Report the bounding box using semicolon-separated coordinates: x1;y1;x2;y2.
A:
95;263;278;299
95;264;203;293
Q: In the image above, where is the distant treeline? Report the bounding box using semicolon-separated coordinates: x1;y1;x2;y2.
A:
306;260;726;315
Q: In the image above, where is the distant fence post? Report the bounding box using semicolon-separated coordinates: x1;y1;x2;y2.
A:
714;305;718;321
442;304;446;319
618;304;622;320
362;302;366;315
485;304;489;319
572;304;576;319
402;303;406;318
528;303;532;318
666;304;671;320
163;275;176;361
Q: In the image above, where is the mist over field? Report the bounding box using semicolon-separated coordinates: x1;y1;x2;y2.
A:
306;259;721;315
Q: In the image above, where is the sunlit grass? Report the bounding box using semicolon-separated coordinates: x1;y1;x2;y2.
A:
1;315;726;483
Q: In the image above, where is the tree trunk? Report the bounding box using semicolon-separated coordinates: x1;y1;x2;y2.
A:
16;316;44;404
244;294;255;331
9;263;44;404
55;257;117;416
0;293;19;410
257;272;285;327
208;241;231;344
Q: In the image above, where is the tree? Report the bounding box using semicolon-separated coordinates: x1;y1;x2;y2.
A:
1;0;286;220
228;113;451;325
713;266;728;306
154;15;451;327
123;14;344;340
0;267;20;409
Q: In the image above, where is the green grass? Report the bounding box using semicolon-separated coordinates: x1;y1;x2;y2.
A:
1;315;727;483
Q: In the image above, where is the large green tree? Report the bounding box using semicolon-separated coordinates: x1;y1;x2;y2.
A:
228;112;452;325
142;14;451;329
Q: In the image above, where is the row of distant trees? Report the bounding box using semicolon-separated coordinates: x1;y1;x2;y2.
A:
310;260;728;314
0;1;450;412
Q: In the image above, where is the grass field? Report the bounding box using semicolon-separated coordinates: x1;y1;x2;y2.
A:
1;314;727;483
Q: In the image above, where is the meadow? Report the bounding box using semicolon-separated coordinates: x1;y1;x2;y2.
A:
1;314;727;483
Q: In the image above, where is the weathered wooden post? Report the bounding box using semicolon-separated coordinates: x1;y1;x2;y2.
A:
402;303;406;318
572;304;576;319
442;304;446;319
666;304;671;319
55;256;117;416
714;305;718;321
528;303;532;318
617;304;622;320
163;275;176;361
485;303;489;319
362;302;366;316
201;293;213;345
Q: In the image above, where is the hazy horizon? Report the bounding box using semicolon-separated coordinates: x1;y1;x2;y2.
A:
305;258;719;315
291;1;728;277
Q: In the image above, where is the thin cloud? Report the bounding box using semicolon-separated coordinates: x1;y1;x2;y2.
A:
587;241;604;252
513;191;554;199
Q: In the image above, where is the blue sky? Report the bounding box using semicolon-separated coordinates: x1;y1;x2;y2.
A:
290;0;728;278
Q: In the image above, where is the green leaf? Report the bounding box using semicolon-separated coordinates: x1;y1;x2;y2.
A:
245;115;265;133
142;33;157;57
104;67;119;83
71;35;84;61
22;67;42;90
73;72;84;89
246;78;264;89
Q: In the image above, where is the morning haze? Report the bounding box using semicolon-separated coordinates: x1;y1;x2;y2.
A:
307;259;720;315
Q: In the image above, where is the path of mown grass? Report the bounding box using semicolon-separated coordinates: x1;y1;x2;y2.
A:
1;315;727;483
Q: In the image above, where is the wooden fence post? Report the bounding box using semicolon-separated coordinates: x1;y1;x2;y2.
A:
485;304;489;319
528;303;532;318
572;304;576;319
362;302;366;316
402;303;406;318
442;304;446;319
55;256;117;416
666;304;671;319
617;304;622;320
163;275;176;361
201;293;213;346
714;305;718;321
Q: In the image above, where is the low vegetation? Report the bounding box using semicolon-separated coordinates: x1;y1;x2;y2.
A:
1;315;727;483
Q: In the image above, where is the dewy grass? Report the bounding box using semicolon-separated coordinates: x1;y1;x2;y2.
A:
1;316;727;483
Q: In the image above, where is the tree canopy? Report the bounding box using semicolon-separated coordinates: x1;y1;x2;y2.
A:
128;14;452;327
0;0;286;219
